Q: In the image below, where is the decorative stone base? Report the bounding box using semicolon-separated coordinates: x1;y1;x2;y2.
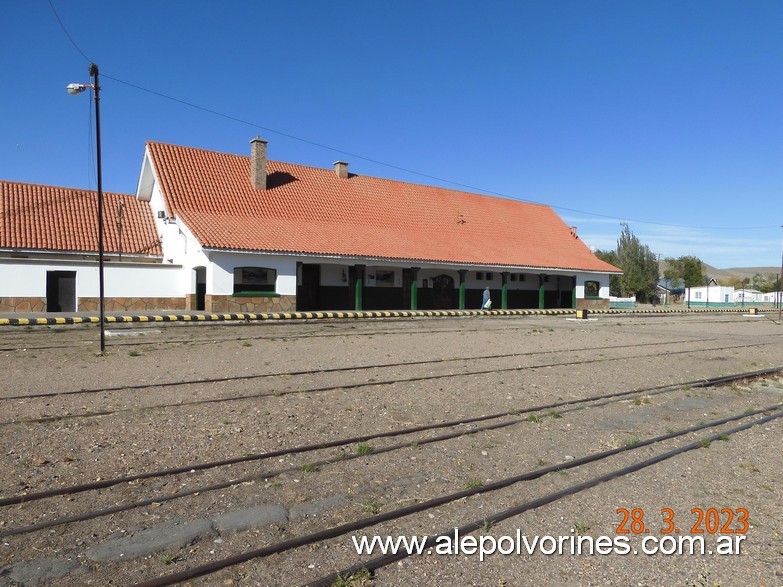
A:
0;297;47;313
78;297;187;312
206;295;296;313
576;298;610;310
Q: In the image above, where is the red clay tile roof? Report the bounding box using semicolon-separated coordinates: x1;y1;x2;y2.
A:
0;180;162;256
147;141;620;273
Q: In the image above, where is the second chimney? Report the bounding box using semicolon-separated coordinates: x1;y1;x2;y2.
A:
250;137;268;190
333;161;349;179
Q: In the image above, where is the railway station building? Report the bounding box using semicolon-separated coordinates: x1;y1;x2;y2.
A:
0;180;181;313
0;139;621;313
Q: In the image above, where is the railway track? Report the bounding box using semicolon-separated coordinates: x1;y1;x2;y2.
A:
2;367;782;586
0;339;774;426
0;311;774;353
2;314;782;586
133;400;783;587
3;367;777;538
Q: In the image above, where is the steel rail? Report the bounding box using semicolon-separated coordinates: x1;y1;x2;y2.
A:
131;403;783;587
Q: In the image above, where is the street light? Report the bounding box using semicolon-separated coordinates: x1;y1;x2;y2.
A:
67;63;105;353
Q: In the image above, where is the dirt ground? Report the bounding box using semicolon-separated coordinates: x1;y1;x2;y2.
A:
0;313;782;587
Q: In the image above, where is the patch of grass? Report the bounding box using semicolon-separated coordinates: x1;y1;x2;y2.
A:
527;415;543;423
717;434;730;442
632;396;651;406
410;441;419;450
666;427;676;434
301;463;320;473
356;442;373;455
536;458;547;467
332;568;372;587
241;341;252;347
161;553;178;565
128;350;142;357
573;522;590;534
361;502;380;515
699;439;711;448
548;411;562;419
482;519;494;531
625;437;641;446
465;479;484;490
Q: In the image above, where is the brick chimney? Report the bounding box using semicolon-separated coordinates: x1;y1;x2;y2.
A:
333;161;349;179
250;137;268;190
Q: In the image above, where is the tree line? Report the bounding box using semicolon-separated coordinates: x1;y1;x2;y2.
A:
594;225;705;303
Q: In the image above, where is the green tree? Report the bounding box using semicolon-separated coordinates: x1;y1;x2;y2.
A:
750;273;778;293
614;224;659;302
663;255;705;289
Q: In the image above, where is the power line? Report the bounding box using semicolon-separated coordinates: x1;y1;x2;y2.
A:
47;0;92;63
48;2;780;232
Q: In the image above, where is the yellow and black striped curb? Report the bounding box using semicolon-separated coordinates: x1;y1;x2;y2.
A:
0;307;772;326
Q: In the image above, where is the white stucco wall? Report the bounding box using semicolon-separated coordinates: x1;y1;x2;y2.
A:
0;258;182;298
574;274;611;299
685;286;735;303
208;252;297;296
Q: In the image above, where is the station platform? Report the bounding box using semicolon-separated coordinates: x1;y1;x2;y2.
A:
0;306;761;326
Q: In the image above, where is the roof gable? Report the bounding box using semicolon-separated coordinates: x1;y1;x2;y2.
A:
146;141;620;273
0;180;162;256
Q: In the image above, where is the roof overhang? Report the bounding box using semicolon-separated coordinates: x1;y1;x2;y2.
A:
202;247;622;275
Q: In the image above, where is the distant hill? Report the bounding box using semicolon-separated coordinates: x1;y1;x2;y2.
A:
658;261;780;283
702;264;780;281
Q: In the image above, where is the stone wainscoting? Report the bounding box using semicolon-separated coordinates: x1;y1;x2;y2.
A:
0;297;187;313
576;298;610;310
206;295;296;313
78;298;187;312
0;297;48;313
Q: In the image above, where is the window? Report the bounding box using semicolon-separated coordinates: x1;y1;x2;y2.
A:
375;269;395;287
485;272;493;280
234;267;276;294
584;280;600;297
694;291;702;299
510;274;517;282
476;271;484;280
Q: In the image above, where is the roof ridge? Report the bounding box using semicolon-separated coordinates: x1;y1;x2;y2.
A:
0;179;133;198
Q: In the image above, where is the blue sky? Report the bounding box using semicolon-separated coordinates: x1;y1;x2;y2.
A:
2;1;783;269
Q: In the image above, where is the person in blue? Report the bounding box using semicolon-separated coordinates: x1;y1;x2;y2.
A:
481;286;491;309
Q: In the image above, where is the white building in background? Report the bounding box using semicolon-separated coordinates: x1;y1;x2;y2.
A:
684;285;735;306
734;289;764;304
